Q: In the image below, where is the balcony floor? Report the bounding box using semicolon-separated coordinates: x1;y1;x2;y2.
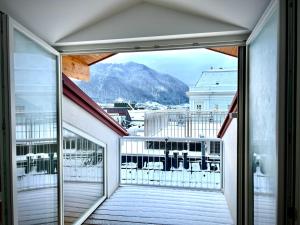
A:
18;182;103;225
84;185;234;225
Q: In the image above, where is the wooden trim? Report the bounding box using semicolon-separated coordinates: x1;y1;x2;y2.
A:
62;55;90;81
62;74;128;136
217;93;238;138
208;46;238;57
87;53;115;66
62;53;115;81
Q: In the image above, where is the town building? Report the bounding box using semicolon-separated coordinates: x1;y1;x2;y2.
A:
187;69;237;111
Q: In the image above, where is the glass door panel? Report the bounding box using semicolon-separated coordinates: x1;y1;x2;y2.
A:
63;127;105;225
10;23;60;224
248;8;279;225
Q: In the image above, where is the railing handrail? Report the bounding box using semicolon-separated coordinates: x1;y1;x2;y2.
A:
121;136;222;142
16;138;57;143
145;110;228;114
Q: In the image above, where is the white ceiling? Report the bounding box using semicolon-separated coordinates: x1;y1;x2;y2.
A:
146;0;271;31
56;3;248;46
0;0;271;46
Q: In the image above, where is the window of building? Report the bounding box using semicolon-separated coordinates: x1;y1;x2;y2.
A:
210;141;221;155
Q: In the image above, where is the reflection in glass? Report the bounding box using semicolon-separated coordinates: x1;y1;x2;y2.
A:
14;30;58;224
63;128;105;224
249;9;278;225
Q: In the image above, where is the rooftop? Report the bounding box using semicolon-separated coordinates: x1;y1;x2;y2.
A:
191;69;237;92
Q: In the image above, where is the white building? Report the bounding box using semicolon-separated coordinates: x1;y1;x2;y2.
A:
186;69;237;111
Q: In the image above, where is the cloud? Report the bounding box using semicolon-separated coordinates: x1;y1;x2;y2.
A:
100;48;237;86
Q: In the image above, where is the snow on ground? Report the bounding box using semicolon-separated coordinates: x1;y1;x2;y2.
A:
17;161;271;194
17;173;57;190
135;102;168;110
121;162;221;189
253;167;274;194
17;164;104;191
121;162;273;193
120;142;213;158
127;125;144;136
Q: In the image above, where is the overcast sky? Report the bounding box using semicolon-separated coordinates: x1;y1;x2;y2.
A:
101;48;237;86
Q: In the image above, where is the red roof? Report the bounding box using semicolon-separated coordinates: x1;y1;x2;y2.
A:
62;74;128;136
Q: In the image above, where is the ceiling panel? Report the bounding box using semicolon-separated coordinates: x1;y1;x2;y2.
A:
0;0;139;44
56;3;248;45
0;0;271;46
147;0;271;30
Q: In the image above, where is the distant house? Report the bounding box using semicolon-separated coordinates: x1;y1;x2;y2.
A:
186;69;237;111
103;107;132;127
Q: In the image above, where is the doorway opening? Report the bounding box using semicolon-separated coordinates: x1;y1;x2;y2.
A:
61;47;239;224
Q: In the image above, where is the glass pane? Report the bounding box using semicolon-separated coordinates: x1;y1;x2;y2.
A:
248;9;278;225
13;30;58;224
63;128;105;224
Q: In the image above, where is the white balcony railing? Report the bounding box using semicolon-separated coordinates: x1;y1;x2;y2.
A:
144;110;227;138
15;112;58;191
120;136;223;190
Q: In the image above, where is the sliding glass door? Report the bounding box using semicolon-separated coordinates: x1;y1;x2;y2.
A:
3;17;62;225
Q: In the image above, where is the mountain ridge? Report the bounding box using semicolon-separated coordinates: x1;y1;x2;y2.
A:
75;62;189;105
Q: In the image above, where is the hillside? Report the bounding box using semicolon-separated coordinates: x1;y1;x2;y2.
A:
76;62;189;105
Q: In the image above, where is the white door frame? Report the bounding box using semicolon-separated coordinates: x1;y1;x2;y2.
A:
1;14;63;225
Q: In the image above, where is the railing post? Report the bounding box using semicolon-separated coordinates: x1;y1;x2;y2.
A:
201;142;207;170
186;112;189;137
118;137;121;186
220;140;224;191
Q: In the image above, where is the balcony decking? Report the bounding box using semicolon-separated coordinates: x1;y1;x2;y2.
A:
84;185;234;225
18;182;103;225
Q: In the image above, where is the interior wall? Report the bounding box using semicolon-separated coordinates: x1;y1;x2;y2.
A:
223;119;237;224
62;96;121;197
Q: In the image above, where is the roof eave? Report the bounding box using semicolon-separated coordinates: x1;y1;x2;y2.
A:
62;74;128;136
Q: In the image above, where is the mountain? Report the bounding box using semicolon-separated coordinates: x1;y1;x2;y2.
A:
75;62;189;105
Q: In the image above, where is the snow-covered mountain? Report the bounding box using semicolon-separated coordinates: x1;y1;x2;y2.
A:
76;62;189;105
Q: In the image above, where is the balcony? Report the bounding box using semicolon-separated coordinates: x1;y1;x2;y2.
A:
15;107;235;225
14;90;237;225
16;129;273;225
83;185;233;225
74;136;232;225
12;77;273;225
16;134;233;225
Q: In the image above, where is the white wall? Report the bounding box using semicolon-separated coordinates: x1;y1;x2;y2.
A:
223;118;237;224
188;94;234;111
62;96;121;197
